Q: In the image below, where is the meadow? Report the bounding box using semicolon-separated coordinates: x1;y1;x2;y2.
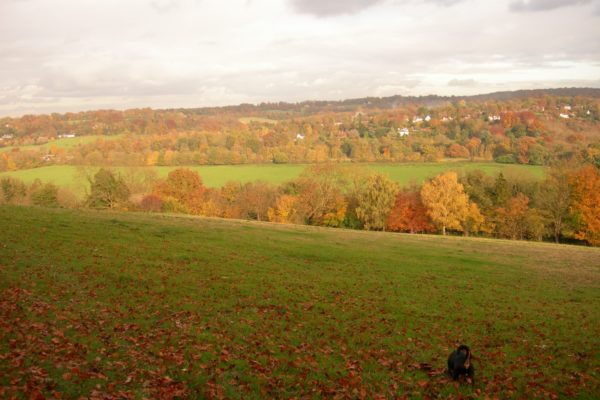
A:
0;134;124;154
0;206;598;398
0;162;544;198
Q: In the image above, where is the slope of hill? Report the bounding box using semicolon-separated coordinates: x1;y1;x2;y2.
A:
1;206;599;398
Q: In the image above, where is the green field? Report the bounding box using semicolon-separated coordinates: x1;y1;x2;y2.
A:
0;162;544;198
0;134;124;154
0;206;598;398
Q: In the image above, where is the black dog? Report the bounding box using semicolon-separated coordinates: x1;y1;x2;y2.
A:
447;344;475;382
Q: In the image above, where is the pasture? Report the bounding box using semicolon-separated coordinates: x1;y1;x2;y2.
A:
0;162;545;198
0;206;598;398
0;134;125;154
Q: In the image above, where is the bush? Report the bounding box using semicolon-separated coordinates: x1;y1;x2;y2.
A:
495;154;516;164
140;194;163;212
31;183;60;207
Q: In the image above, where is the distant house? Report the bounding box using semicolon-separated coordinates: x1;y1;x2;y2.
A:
488;115;501;122
295;133;305;140
424;115;431;122
42;154;55;162
559;113;570;119
441;116;453;122
398;128;410;137
563;105;572;111
1;134;14;140
412;116;423;123
58;133;76;139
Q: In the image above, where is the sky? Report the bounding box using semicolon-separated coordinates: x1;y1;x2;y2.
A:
1;0;599;117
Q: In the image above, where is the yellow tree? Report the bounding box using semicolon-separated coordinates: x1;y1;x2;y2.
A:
420;172;470;235
267;195;299;223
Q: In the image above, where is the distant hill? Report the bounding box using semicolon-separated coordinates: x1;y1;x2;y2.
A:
179;87;600;116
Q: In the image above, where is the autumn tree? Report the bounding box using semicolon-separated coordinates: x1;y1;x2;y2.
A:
268;194;300;224
420;171;470;235
494;193;545;240
356;173;399;230
154;168;205;214
386;188;432;233
87;169;130;209
240;181;278;221
295;164;349;226
569;165;600;245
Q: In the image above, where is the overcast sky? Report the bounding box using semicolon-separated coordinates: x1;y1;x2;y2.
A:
1;0;599;117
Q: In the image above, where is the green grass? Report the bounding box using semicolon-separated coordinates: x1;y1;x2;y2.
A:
0;162;544;198
0;134;124;154
0;206;598;398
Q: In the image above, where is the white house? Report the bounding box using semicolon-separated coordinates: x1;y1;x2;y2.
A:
424;115;431;122
412;116;423;123
563;105;572;111
295;133;305;140
488;115;501;122
398;128;409;137
58;133;76;139
559;113;570;119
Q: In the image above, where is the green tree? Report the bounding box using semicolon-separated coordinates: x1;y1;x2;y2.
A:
31;183;60;208
87;169;130;209
355;173;399;230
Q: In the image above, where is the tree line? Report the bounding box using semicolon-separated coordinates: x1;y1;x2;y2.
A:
4;163;598;246
1;94;599;173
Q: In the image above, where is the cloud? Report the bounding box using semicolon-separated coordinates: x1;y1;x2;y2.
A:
289;0;464;17
448;78;478;87
509;0;593;12
290;0;385;16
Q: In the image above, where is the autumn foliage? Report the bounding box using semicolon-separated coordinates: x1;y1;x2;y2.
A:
569;165;600;245
386;189;432;233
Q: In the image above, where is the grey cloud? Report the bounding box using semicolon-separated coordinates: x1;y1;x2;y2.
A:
290;0;385;16
290;0;464;17
509;0;593;12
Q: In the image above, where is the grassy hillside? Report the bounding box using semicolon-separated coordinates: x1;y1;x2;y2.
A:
0;206;598;398
0;162;544;198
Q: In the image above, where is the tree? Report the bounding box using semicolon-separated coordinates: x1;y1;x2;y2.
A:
295;164;349;226
154;168;205;214
31;183;60;208
536;167;572;243
0;178;27;204
494;193;543;240
87;169;130;209
420;172;470;235
463;203;485;237
386;188;432;233
569;165;600;245
267;194;299;223
240;181;277;221
356;173;399;230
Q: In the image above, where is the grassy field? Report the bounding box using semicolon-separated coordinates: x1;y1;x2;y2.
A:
0;206;598;398
0;162;544;198
0;134;124;154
